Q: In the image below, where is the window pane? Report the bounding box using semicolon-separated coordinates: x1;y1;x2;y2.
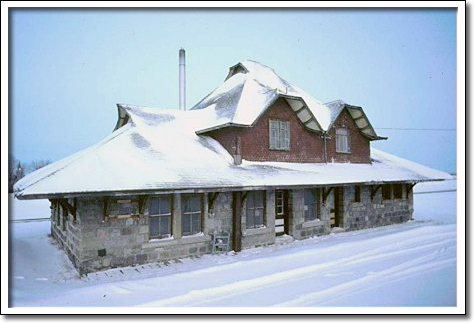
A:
304;189;314;205
246;209;254;229
182;214;191;233
305;205;315;221
149;198;159;215
183;195;200;213
150;216;160;237
255;191;263;207
159;197;170;214
270;120;279;149
277;206;283;215
336;128;347;135
247;194;254;209
190;196;200;212
271;129;278;148
192;213;201;233
159;216;170;235
276;191;283;200
255;210;262;227
280;121;289;149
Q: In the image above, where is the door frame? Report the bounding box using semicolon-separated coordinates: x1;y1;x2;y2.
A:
275;189;289;235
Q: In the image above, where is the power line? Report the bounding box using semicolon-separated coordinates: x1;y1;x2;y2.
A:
374;127;456;131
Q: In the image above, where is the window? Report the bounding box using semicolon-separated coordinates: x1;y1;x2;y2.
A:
393;183;403;199
246;191;265;229
182;194;202;235
149;196;172;239
269;119;290;150
353;185;361;203
382;184;392;200
335;128;350;153
108;198;139;216
304;189;320;221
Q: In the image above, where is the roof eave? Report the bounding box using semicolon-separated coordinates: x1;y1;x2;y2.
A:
15;179;431;200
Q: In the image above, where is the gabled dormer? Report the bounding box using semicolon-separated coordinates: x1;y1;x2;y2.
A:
192;60;386;164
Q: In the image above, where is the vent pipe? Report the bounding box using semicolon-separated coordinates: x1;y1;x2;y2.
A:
179;48;186;110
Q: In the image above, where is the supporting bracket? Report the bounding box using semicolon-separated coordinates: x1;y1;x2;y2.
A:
138;196;147;215
241;191;249;204
322;187;334;204
406;183;416;198
208;192;220;213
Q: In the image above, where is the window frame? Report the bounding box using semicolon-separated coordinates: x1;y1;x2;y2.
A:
335;127;350;153
269;119;290;151
108;198;140;217
149;195;172;239
181;194;202;236
246;190;266;229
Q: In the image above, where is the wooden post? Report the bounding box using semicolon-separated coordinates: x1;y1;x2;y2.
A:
232;191;242;252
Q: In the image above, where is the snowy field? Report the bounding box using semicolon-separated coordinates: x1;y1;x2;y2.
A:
7;178;459;312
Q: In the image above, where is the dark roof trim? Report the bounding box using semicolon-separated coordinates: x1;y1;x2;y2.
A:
225;62;249;81
113;104;130;131
195;122;250;135
327;103;385;141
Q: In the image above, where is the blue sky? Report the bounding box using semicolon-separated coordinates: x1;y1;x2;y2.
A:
9;8;457;173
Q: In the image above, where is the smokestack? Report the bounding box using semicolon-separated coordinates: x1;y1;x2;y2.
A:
179;48;186;110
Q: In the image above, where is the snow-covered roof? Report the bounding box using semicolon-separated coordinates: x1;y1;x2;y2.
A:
14;103;451;200
191;60;384;141
192;60;329;133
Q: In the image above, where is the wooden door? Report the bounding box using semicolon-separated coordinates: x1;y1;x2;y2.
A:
330;187;343;228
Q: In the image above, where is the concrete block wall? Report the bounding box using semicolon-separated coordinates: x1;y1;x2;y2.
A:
49;184;414;274
206;192;233;237
61;194;214;274
288;189;329;240
343;185;414;231
50;202;82;268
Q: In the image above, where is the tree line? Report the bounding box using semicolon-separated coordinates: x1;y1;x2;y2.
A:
8;155;52;193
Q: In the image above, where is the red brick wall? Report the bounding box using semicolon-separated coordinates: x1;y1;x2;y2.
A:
206;98;371;164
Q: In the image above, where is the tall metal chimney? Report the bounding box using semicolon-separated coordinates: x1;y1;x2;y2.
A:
179;48;186;110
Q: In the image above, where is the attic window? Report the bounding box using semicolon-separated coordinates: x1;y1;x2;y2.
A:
269;119;290;150
336;128;350;153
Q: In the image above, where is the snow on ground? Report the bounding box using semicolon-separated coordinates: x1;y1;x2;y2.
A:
8;179;457;309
